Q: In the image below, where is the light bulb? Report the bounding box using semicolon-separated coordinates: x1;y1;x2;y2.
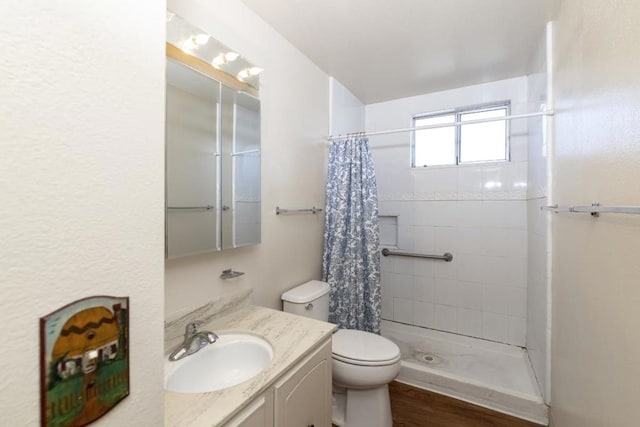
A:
224;52;240;62
237;69;250;81
181;37;198;53
249;67;263;76
195;34;210;46
211;54;225;69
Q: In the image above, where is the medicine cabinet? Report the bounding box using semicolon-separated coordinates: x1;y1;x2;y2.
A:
165;14;261;258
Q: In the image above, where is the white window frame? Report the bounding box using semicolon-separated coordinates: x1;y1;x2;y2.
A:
411;101;511;168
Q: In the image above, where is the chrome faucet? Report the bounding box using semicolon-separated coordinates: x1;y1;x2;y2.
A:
168;321;219;361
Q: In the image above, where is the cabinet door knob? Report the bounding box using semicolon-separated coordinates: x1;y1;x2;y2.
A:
307;425;314;427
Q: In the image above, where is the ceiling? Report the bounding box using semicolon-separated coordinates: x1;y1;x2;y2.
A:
241;0;554;104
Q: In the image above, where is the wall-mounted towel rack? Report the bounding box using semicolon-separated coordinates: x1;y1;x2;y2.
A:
167;205;214;211
381;248;453;262
541;202;640;217
276;206;323;215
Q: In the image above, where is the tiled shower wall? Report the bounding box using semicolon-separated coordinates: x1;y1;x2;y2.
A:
368;77;529;346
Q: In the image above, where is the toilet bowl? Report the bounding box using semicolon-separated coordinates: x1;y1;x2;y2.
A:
282;280;401;427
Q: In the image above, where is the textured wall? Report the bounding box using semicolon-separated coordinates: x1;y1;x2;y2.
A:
0;1;166;425
550;0;640;425
165;0;330;319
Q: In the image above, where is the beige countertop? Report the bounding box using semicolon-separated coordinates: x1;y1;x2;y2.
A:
164;292;336;427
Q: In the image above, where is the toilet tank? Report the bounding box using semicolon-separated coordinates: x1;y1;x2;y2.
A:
281;280;330;322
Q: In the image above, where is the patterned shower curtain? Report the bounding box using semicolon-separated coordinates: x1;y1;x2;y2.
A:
322;135;381;333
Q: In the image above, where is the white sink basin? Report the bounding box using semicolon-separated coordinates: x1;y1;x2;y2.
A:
165;333;273;393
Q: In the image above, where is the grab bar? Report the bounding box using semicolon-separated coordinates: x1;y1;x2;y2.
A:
381;248;453;262
167;205;214;211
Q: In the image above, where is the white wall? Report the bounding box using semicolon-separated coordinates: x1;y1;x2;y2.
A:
0;1;165;425
165;0;330;319
550;0;640;425
330;77;365;136
526;31;551;403
367;78;529;346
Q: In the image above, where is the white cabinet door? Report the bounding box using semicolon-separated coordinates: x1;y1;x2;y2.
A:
274;339;332;427
224;391;274;427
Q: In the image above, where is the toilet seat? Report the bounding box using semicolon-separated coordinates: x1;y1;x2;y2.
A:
332;329;401;366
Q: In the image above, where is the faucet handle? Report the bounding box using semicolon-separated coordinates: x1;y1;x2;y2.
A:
185;320;204;337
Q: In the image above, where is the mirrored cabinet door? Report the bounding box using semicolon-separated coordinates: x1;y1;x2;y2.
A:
166;59;221;258
223;92;261;249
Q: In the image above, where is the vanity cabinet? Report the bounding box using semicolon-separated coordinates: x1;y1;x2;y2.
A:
222;338;332;427
273;339;332;427
224;392;273;427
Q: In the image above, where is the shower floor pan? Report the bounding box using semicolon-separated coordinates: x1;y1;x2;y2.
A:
381;320;548;425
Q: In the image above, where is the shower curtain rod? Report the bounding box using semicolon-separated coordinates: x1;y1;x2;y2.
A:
326;110;554;142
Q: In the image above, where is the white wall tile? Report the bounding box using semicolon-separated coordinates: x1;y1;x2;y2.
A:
482;164;507;195
397;225;415;250
480;256;509;286
381;295;394;320
432;258;457;280
457;201;485;227
482;312;510;343
508;161;528;194
433;226;457;253
393;298;414;324
413;226;435;253
433;202;459;226
414;301;435;328
413;258;434;277
434;278;459;306
510;135;528;162
458;166;483;196
458;281;483;310
413;276;435;302
509;316;527;347
507;257;528;288
393;256;415;275
414;201;436;226
458;308;482;337
413;169;436;196
393;274;414;299
381;254;395;273
456;227;486;254
483;284;511;315
507;287;527;317
431;167;458;193
434;304;458;331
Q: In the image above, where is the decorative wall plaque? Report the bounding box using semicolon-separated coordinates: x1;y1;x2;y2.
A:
40;296;129;427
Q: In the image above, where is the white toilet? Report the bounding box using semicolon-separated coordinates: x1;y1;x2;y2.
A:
282;280;401;427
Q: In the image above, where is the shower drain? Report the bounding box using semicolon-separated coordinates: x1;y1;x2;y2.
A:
414;351;441;365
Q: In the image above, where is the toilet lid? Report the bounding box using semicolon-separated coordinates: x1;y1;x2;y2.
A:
332;329;400;365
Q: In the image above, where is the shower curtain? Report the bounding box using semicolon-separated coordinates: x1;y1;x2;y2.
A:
322;135;381;333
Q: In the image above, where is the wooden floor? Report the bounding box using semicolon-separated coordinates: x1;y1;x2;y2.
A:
388;381;545;427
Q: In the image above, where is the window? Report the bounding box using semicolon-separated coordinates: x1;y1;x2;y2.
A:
412;102;510;167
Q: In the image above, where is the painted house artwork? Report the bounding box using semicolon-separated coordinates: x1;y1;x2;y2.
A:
40;296;129;427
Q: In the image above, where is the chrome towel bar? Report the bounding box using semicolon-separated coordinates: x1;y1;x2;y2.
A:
381;248;453;262
541;202;640;217
276;206;323;215
167;205;214;211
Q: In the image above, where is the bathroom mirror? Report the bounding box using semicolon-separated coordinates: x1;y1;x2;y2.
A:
165;15;261;258
221;91;261;249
